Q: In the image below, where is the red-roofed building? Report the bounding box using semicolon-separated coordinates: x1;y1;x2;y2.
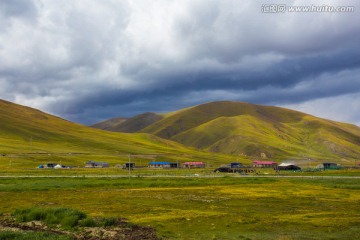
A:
252;160;278;168
183;162;205;168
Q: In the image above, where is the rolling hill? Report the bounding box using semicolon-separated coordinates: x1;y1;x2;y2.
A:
0;99;237;168
93;101;360;161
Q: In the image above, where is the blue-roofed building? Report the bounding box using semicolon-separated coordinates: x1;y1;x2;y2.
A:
148;161;171;168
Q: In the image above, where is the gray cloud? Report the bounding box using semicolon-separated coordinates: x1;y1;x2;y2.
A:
0;0;37;20
0;0;359;125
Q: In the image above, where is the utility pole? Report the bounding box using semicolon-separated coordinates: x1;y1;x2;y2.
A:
128;154;131;179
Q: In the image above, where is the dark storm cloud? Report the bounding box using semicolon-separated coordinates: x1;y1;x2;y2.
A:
159;47;360;92
0;0;360;125
65;46;360;123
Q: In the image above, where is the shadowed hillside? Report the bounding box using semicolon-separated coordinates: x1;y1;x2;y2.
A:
90;117;128;131
92;112;163;133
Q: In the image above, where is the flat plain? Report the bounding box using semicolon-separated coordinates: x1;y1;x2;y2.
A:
1;171;360;239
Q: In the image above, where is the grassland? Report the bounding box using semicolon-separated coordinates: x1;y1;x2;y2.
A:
1;176;359;239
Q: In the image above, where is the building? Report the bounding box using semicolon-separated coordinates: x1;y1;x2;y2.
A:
148;162;171;168
183;162;205;168
54;164;63;169
252;160;278;168
45;163;56;168
278;163;301;171
322;162;340;169
122;162;135;169
170;162;179;168
85;161;109;168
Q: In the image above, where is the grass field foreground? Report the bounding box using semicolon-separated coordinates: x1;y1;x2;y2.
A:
0;176;359;239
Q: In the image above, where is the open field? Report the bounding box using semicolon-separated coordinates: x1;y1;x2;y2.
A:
1;100;360;239
1;175;359;239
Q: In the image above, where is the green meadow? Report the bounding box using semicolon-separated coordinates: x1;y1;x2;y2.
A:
1;176;359;239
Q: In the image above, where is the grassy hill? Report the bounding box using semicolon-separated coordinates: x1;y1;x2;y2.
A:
0;99;238;168
133;101;360;161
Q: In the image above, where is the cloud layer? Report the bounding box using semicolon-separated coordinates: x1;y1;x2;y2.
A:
0;0;359;125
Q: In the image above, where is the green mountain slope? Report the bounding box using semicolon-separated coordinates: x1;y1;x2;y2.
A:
0;99;237;168
136;101;360;161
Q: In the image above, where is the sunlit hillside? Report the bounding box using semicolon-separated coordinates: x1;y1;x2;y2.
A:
0;99;238;168
91;101;360;162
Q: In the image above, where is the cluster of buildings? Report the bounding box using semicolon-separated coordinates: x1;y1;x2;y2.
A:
38;161;208;169
250;160;345;170
86;161;207;169
38;163;70;169
38;159;351;171
147;161;206;169
132;161;206;169
251;160;301;170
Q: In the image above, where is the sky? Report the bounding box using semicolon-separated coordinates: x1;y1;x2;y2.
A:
0;0;360;126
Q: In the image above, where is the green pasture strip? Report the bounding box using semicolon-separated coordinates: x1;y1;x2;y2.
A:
0;176;359;192
0;167;360;177
0;177;359;239
0;177;273;192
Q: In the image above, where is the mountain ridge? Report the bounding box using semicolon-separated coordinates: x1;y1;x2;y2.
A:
92;101;360;161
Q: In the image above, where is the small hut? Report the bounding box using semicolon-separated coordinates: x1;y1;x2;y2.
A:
278;163;301;170
322;162;340;169
122;162;135;169
170;162;179;168
45;163;56;168
85;161;109;168
183;162;205;168
252;160;278;168
54;164;63;169
148;162;171;168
